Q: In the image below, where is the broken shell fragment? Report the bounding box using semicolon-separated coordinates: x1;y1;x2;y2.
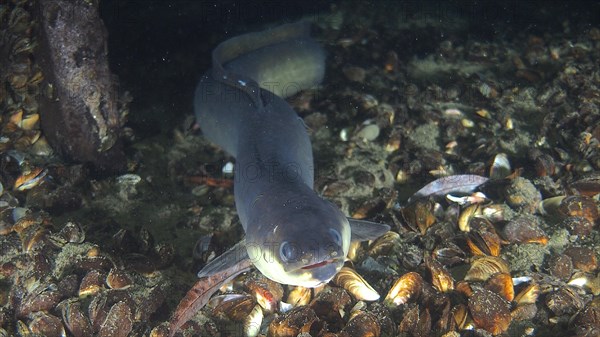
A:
384;272;423;306
332;266;380;301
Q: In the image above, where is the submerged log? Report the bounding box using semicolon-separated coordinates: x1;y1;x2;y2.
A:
36;0;126;174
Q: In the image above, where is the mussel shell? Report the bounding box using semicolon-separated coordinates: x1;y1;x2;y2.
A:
341;311;381;337
268;306;319;337
60;299;93;337
468;288;511;335
28;311;65;337
464;256;510;282
384;272;423;307
484;272;514;302
502;215;548;245
332;266;380;301
98;301;133;337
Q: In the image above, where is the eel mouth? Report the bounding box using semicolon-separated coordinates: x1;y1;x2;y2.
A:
301;259;334;270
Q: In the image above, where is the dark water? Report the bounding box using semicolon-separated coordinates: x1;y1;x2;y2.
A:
99;0;599;137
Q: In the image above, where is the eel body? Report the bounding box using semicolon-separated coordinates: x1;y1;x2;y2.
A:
194;21;389;287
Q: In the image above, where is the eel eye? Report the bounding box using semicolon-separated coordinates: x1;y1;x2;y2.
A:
279;241;297;263
329;228;342;247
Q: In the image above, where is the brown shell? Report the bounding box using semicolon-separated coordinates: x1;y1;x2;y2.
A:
340;311;381;337
425;255;454;292
432;242;466;266
458;204;483;232
564;246;598;273
561;216;594;236
545;286;584;316
572;297;600;333
28;311;65;337
400;199;437;235
502;216;549;245
244;274;284;313
398;305;432;336
60;299;93;337
452;303;474;330
570;174;600;197
20;226;48;253
514;283;540;306
78;270;105;297
210;294;256;321
106;268;133;290
98;301;133;337
467;218;503;256
464;256;510;282
13;167;47;191
455;281;474;298
511;303;538;321
484;272;514;302
268;306;319;337
534;153;556;177
559;195;599;223
18;282;61;318
309;287;352;325
384;272;423;306
367;231;400;257
468;288;511;335
59;222;86;244
547;254;574;281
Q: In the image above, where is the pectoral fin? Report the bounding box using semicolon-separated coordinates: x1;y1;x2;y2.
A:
348;218;391;242
171;243;253;337
197;238;251;278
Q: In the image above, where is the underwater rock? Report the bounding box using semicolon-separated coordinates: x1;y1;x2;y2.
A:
36;0;125;173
